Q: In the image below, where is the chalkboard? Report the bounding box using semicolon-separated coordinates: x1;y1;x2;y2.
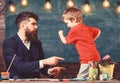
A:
5;0;120;62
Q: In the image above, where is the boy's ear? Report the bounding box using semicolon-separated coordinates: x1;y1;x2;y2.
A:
74;17;77;22
71;17;76;22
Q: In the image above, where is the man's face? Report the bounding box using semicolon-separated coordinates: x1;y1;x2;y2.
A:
25;18;38;42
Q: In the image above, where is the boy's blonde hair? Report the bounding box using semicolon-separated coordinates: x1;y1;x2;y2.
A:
62;7;82;23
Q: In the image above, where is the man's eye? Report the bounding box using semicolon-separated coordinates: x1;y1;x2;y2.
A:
31;23;37;25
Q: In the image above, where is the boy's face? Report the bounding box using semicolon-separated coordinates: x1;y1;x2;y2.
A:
64;18;77;28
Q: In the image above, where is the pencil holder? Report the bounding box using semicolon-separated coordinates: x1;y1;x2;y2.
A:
1;72;10;80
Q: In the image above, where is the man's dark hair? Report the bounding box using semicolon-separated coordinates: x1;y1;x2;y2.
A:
15;11;39;28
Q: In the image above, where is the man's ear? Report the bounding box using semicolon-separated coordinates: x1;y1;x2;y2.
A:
20;20;28;29
21;24;26;30
21;23;27;30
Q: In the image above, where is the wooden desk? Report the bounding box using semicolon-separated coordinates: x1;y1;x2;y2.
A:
0;79;120;83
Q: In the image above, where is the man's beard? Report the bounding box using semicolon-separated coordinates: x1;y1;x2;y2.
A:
25;29;38;42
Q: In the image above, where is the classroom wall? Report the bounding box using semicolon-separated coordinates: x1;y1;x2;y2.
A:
5;0;120;62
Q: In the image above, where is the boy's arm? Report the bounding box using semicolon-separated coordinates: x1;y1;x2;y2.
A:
90;27;101;41
94;29;101;41
58;30;67;44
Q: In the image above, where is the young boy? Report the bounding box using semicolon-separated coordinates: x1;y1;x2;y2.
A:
58;7;101;79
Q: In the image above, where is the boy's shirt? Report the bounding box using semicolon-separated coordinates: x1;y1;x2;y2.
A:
65;23;101;63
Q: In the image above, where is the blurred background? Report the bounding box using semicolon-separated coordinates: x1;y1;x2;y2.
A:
2;0;120;63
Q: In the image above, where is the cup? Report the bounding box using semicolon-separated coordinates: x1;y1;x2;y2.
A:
1;72;10;80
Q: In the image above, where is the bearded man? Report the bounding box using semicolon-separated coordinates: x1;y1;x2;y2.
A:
2;11;65;79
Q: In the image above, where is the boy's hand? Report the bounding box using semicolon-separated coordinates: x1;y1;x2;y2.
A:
58;30;67;44
58;30;63;36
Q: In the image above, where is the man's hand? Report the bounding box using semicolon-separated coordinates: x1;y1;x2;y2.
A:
41;56;64;66
48;67;66;77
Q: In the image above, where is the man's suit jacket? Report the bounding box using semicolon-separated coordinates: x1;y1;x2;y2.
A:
2;34;49;78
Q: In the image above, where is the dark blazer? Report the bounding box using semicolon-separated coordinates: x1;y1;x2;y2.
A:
2;34;50;78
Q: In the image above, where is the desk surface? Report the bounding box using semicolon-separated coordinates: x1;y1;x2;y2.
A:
0;79;120;83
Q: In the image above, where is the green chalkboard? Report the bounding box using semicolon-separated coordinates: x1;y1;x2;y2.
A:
5;0;120;62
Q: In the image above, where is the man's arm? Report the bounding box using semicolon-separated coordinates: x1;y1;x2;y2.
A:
3;38;65;77
2;42;40;74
